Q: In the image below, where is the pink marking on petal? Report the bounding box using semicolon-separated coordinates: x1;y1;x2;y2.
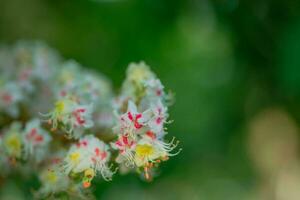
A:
115;141;123;147
73;110;86;125
156;117;162;124
34;135;44;142
77;108;86;113
136;113;142;119
82;141;88;146
60;90;67;97
100;151;107;160
122;135;129;145
77;140;88;148
134;121;143;129
2;93;12;104
128;112;133;121
158;107;162;114
156;90;162;96
95;148;100;156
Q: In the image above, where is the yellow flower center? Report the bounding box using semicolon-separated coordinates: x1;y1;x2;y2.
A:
136;144;154;158
55;100;65;114
46;171;58;184
5;134;21;156
69;152;80;163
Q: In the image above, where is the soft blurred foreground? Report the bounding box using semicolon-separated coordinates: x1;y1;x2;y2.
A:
1;0;300;199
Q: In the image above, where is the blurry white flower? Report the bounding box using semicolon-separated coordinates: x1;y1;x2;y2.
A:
2;122;23;159
0;82;23;117
38;163;70;196
43;98;94;138
22;119;51;162
144;78;165;99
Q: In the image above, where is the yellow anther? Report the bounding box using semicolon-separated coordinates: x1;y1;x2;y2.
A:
84;168;95;179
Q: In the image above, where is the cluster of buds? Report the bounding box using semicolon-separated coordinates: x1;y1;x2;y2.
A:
0;41;180;199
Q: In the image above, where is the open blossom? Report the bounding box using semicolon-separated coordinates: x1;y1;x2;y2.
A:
22;119;51;162
64;135;114;188
43;97;94;138
111;135;136;166
148;100;169;137
114;100;151;138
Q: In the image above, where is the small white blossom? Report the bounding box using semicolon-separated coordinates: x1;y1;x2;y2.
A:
114;101;151;138
43;97;94;138
64;135;114;187
38;162;70;196
148;100;169;137
111;135;136;166
22;119;51;162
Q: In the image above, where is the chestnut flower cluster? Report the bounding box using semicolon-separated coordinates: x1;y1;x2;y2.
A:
0;41;180;199
111;63;181;180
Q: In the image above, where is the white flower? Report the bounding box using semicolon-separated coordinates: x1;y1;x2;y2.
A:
148;100;169;137
22;119;51;162
43;97;94;138
38;163;70;196
114;101;151;138
64;135;114;186
111;135;136;166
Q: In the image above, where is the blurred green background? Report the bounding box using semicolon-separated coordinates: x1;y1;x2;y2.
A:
1;0;300;199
